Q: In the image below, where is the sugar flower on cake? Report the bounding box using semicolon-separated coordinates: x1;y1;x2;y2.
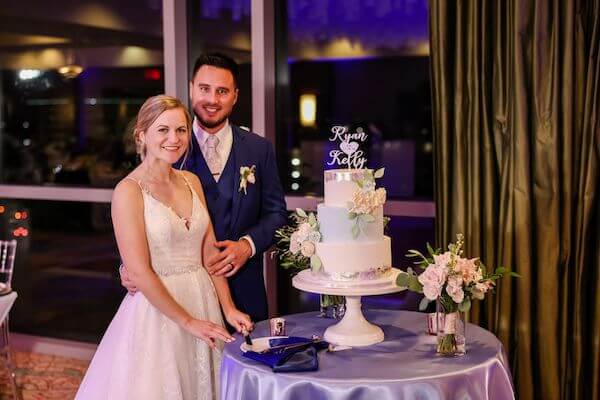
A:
274;208;323;272
347;167;387;238
348;187;387;215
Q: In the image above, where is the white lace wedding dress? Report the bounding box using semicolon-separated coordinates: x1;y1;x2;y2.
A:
76;174;224;400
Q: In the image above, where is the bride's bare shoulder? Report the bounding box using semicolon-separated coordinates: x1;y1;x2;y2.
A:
113;175;144;203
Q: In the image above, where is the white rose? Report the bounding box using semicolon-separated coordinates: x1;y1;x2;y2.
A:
308;230;321;243
247;173;256;184
300;241;316;257
297;223;311;241
299;223;311;233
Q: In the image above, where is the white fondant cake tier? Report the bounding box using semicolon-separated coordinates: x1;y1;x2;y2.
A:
317;203;383;242
323;169;370;207
316;236;391;274
296;268;402;290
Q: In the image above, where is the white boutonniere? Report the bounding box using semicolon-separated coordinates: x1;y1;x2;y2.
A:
239;165;256;194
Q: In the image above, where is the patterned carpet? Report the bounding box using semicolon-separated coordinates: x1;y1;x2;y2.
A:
0;352;88;400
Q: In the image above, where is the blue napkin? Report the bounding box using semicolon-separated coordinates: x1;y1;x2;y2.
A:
242;336;329;372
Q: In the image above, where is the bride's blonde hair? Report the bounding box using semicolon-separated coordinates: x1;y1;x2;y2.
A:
133;95;192;166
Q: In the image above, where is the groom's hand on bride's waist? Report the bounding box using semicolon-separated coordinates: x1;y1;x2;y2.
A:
206;239;253;277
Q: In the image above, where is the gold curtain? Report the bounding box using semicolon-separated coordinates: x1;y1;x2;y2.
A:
429;1;599;399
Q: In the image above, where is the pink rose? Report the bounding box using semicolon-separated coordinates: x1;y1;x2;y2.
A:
418;264;448;300
422;283;443;301
433;252;452;269
296;223;311;241
455;257;481;284
446;276;464;303
300;241;316;257
289;232;301;254
471;282;488;300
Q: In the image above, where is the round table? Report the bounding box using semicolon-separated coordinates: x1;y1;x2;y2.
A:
220;310;515;400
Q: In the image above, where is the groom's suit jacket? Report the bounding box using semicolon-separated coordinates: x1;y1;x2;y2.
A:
182;125;287;322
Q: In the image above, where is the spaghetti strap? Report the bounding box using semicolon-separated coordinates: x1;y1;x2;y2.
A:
123;176;144;191
178;171;201;204
179;171;192;188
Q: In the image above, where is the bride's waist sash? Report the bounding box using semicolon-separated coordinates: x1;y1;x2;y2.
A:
154;264;203;277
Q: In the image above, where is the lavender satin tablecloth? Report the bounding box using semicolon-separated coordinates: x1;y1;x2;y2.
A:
221;309;515;400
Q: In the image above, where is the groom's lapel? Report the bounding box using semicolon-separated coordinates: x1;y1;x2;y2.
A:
230;126;247;232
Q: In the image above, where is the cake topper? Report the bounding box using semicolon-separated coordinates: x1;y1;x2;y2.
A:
327;125;368;169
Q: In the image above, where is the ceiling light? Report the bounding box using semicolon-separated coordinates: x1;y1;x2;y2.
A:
18;69;41;80
299;94;317;127
58;64;83;79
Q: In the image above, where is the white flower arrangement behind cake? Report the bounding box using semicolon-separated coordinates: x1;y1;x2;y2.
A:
275;208;323;272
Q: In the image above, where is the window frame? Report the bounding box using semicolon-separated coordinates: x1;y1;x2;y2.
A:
0;0;435;220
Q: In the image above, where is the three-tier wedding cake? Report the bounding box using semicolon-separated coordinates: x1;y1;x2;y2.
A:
289;127;404;346
313;168;392;285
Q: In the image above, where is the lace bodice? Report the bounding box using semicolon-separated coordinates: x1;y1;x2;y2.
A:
130;173;209;276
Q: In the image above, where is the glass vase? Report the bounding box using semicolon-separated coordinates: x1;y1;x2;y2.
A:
436;299;466;356
319;294;346;319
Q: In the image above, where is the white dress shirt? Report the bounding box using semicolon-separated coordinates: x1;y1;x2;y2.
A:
192;118;256;257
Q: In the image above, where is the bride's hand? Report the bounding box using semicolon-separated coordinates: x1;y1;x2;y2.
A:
225;309;254;334
183;319;234;349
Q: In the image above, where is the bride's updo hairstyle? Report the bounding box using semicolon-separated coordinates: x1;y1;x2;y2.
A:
133;95;192;165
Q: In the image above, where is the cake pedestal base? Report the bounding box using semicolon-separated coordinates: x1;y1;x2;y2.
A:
292;269;405;347
324;296;383;346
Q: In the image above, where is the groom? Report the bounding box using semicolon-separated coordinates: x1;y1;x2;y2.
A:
122;53;287;322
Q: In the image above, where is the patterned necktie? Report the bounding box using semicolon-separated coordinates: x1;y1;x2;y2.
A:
205;135;222;179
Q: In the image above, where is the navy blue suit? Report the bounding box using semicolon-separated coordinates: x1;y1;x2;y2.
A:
181;125;287;322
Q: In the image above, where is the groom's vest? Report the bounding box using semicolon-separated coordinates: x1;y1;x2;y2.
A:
209;151;235;241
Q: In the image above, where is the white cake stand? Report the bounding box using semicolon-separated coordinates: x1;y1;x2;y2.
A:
292;268;405;347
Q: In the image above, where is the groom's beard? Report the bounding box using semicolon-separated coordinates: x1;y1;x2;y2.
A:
194;110;231;130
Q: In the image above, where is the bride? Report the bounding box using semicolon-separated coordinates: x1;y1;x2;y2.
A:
76;95;252;400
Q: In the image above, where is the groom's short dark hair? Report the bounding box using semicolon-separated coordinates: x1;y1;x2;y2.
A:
191;52;239;88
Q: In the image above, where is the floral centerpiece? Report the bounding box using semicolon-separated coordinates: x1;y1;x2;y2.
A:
397;234;519;356
347;168;386;238
274;209;345;317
